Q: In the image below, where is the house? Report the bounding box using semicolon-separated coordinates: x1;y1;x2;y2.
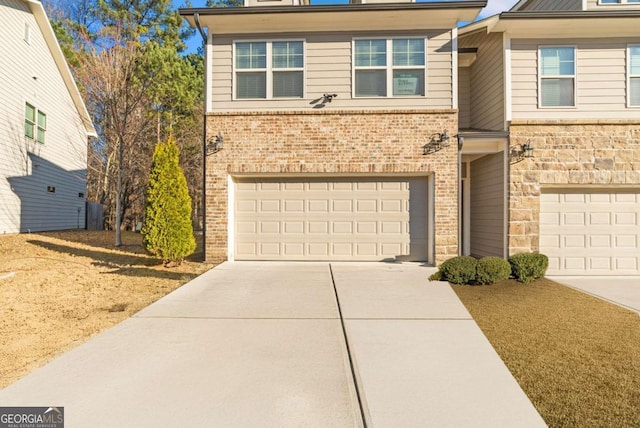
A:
459;0;640;275
0;0;96;234
181;0;640;276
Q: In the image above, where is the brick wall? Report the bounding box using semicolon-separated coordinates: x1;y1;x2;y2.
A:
509;120;640;254
205;109;459;264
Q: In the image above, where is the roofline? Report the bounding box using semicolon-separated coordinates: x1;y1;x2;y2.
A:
508;0;531;12
500;10;640;19
179;1;488;17
458;14;499;36
22;0;97;137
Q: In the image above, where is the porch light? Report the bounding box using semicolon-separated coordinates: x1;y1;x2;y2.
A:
206;133;223;155
422;130;450;155
511;140;534;162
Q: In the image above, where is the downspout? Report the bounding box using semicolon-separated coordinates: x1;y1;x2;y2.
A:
195;13;208;261
458;136;464;256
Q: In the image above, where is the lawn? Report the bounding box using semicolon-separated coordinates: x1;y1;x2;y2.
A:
0;230;212;389
453;278;640;428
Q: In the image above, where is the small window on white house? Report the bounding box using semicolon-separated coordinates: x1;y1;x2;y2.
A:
539;47;575;107
629;45;640;107
37;110;46;144
25;103;36;139
354;38;426;98
234;41;304;99
24;23;31;44
599;0;640;4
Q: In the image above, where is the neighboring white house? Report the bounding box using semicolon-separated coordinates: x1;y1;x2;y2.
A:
0;0;96;234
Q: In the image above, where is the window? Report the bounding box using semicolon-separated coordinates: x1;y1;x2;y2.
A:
629;45;640;107
234;40;304;99
24;23;31;45
539;47;575;107
354;38;426;97
599;0;640;4
25;103;46;143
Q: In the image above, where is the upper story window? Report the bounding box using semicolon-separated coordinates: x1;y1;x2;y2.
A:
629;45;640;107
234;40;304;99
599;0;640;4
25;103;46;144
353;38;426;98
539;46;575;107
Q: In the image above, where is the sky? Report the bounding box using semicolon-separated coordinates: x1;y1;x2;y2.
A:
179;0;520;53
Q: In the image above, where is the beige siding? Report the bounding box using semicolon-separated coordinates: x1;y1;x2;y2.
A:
0;0;88;233
210;30;453;111
458;67;471;128
511;38;640;120
521;0;582;11
460;31;504;131
470;152;505;258
587;0;640;10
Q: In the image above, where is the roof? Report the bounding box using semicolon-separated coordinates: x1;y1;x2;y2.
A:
21;0;96;137
180;1;487;34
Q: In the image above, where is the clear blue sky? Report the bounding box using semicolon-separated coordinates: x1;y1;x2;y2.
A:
177;0;519;54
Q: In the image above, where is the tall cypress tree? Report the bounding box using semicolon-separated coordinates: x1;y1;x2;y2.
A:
142;137;196;266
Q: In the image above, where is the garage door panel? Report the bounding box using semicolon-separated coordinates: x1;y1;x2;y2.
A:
540;189;640;275
234;177;427;261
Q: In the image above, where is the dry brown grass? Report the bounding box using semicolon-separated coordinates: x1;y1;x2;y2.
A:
453;278;640;428
0;230;213;389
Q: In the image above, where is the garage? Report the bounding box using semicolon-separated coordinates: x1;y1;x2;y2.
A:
539;188;640;275
233;176;430;261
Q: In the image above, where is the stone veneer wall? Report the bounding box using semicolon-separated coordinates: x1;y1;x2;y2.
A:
205;109;459;264
509;120;640;254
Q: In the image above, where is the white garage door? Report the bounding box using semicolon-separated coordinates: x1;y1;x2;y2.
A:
234;177;429;261
540;189;640;275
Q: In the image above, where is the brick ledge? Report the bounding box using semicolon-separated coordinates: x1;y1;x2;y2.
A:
207;109;457;117
510;119;640;126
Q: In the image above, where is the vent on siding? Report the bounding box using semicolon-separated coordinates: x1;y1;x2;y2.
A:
47;186;55;193
24;23;31;45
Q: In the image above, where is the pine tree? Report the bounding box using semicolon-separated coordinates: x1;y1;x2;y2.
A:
142;137;196;266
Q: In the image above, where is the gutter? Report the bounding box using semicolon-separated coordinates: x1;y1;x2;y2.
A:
500;10;640;19
194;13;207;43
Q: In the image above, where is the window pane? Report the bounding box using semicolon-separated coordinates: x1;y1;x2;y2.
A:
236;72;266;98
236;42;266;69
392;39;424;66
630;46;640;75
273;71;303;98
355;40;386;67
37;111;46;128
37;127;45;144
25;103;35;138
541;47;574;76
273;41;303;69
541;78;574;107
393;69;424;96
631;77;640;106
355;70;386;97
600;0;619;3
25;122;34;139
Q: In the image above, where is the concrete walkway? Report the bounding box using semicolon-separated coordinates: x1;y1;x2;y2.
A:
0;262;545;427
549;276;640;314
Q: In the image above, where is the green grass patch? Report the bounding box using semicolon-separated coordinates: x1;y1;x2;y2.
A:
453;278;640;428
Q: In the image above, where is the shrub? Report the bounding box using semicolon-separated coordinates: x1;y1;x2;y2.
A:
439;256;477;285
141;137;196;266
428;270;442;281
476;257;511;285
509;253;549;284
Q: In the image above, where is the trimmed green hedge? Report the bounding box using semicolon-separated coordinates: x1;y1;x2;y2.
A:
509;253;549;284
438;256;478;285
476;256;512;285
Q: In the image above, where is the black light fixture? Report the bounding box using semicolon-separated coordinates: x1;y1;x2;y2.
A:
322;93;337;103
511;139;534;162
206;133;223;155
422;130;450;155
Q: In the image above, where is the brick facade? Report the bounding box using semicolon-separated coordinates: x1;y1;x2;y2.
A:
205;109;459;264
508;120;640;254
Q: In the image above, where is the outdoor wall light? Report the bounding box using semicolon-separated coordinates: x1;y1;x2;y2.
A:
511;140;534;162
206;133;223;155
422;131;450;155
322;93;337;103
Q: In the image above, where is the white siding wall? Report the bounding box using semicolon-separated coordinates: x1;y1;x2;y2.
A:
209;30;453;111
511;38;640;120
521;0;582;11
0;0;88;233
586;0;640;10
459;31;504;131
458;67;471;129
470;152;505;258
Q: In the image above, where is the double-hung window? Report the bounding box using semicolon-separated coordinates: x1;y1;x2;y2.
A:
25;103;46;143
539;46;575;107
354;38;425;97
599;0;640;4
235;40;304;99
629;45;640;107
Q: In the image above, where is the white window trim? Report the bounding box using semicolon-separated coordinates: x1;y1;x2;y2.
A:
628;44;640;108
232;39;306;101
597;0;640;4
538;45;577;109
352;37;428;99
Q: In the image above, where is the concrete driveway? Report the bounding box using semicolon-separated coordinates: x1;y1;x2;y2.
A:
549;276;640;314
0;262;545;427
